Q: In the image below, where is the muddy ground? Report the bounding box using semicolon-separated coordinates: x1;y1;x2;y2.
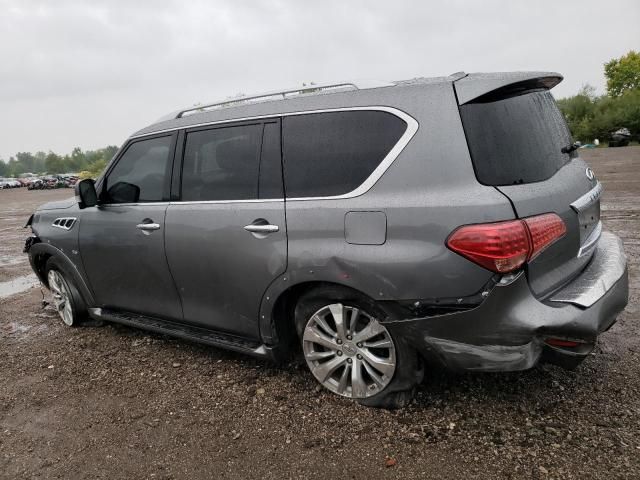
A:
1;147;639;479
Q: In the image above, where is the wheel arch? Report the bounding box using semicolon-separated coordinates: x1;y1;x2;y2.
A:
261;279;399;358
29;243;95;306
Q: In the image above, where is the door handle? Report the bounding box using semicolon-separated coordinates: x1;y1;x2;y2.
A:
244;224;279;234
136;223;161;231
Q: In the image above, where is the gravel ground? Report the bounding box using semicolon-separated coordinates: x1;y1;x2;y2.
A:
1;147;639;479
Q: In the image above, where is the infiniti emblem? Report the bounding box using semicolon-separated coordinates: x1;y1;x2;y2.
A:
586;168;595;181
342;342;358;357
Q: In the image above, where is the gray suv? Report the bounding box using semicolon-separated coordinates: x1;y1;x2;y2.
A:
25;72;629;408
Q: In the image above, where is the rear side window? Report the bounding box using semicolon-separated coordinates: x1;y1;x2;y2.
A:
282;111;407;197
181;124;262;201
104;135;173;203
460;90;575;186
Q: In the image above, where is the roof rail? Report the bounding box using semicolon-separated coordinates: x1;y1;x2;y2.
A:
157;80;393;122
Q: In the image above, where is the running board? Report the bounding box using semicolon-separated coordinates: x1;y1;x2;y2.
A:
88;308;273;359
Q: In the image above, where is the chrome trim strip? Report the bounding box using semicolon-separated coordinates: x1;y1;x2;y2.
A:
125;107;418;203
550;231;626;308
99;199;285;206
169;199;283;206
577;220;602;258
132;106;417;139
99;202;172;207
571;182;602;213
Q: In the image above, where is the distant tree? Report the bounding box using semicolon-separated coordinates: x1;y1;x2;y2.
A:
15;152;37;173
556;84;599;142
69;147;86;172
45;152;65;174
0;145;117;177
103;145;119;160
7;157;22;176
604;50;640;97
33;151;47;173
80;145;119;179
558;87;640;142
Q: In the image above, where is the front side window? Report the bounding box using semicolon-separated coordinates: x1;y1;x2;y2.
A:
282;111;407;197
181;124;262;201
104;136;173;203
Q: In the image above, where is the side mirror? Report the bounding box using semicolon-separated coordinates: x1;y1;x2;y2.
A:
75;179;98;209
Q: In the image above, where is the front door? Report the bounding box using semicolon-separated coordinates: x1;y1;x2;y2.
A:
165;120;287;339
79;133;183;321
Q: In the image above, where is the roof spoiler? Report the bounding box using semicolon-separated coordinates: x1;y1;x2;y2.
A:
452;72;563;105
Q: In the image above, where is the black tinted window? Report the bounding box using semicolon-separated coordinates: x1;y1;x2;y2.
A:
460;90;575;186
105;136;172;203
282;111;407;197
259;122;284;199
182;124;262;201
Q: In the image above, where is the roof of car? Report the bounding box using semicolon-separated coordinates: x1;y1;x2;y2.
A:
131;71;562;138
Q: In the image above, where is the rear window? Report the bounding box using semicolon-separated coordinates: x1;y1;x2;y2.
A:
282;110;407;197
460;90;576;186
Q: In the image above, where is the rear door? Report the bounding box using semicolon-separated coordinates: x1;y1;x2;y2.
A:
457;85;600;297
164;119;286;340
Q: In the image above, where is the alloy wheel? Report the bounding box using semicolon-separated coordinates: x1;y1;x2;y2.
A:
47;270;74;326
302;303;396;398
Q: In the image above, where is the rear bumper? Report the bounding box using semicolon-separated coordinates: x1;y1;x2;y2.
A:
384;231;628;372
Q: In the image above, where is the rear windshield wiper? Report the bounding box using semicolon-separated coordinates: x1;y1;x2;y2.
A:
561;142;581;154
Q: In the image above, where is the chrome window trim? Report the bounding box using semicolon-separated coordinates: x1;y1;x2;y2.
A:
98;200;285;206
130;106;419;203
98;202;172;207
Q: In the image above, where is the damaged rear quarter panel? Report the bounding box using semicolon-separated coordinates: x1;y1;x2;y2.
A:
259;82;515;342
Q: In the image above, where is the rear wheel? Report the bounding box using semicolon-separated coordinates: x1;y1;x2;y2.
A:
45;257;87;327
295;286;422;408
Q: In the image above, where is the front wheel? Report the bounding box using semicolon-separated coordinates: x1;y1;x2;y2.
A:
45;258;87;327
295;287;422;408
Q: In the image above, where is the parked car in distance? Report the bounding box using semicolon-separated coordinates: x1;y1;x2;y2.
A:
27;178;45;190
25;72;629;408
609;127;631;147
1;178;22;188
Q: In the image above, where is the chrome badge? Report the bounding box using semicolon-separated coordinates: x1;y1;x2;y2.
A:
586;167;595;181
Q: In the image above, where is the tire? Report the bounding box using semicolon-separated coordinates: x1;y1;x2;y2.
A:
294;286;423;409
45;257;88;327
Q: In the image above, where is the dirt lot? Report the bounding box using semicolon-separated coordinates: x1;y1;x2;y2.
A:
1;148;639;479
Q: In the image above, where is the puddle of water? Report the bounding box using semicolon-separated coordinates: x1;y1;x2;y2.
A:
5;321;31;334
0;255;27;267
0;273;41;299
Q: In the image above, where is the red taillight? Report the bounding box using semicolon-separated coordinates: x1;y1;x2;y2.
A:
524;213;567;260
446;213;566;273
446;219;531;273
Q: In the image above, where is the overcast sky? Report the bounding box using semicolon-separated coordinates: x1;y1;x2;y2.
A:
0;0;638;159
